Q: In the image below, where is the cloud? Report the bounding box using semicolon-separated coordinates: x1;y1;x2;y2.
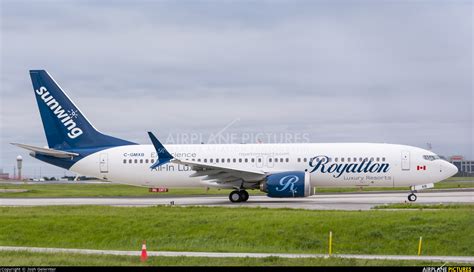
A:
0;0;472;177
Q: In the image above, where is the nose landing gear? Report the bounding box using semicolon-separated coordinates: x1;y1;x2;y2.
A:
408;193;417;202
407;183;434;202
229;190;249;203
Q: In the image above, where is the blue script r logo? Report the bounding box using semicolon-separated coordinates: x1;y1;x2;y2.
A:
276;175;299;192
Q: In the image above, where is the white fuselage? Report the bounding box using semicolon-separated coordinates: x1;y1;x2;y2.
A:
70;143;457;189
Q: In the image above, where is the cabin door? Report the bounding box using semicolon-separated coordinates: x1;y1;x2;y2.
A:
401;151;410;171
100;153;109;173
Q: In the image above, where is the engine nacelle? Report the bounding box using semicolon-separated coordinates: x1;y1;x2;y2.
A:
260;171;312;198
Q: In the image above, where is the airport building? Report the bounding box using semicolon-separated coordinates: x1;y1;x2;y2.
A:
0;168;9;179
449;155;474;177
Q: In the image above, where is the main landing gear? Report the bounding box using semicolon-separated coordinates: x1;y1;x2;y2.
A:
408;193;417;202
229;190;249;203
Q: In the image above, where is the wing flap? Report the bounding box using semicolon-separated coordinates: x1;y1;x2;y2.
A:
171;158;267;184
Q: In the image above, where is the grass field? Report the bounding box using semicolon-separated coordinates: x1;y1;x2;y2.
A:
0;205;472;256
316;180;473;193
0;177;472;198
0;183;234;197
0;251;460;266
444;176;474;181
373;203;473;210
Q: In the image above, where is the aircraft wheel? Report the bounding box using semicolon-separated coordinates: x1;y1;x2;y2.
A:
239;190;249;202
229;190;242;203
408;193;417;202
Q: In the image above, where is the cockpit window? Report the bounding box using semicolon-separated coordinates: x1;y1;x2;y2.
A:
423;155;440;161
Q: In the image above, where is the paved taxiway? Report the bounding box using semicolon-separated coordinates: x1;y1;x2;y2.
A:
0;246;474;263
1;246;473;263
0;191;472;210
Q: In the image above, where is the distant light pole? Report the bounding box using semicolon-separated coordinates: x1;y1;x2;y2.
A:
16;155;23;180
426;143;432;151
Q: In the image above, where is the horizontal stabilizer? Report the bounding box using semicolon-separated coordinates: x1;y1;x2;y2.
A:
11;143;79;158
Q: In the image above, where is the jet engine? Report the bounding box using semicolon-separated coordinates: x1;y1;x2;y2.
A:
260;171;312;198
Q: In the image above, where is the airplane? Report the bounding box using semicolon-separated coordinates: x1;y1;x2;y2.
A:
12;70;458;203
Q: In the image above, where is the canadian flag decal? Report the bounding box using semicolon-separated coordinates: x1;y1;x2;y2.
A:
417;165;427;170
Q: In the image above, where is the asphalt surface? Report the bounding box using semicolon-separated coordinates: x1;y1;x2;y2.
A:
1;246;472;263
0;191;472;210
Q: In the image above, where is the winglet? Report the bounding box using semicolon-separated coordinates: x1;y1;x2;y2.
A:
147;132;174;169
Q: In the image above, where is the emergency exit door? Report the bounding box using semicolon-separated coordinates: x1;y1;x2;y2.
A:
401;151;410;171
100;153;108;173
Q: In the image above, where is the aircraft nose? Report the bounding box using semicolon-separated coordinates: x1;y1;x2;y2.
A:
448;162;458;176
443;161;458;178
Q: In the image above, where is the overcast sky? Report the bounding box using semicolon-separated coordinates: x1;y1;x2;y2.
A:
0;0;472;178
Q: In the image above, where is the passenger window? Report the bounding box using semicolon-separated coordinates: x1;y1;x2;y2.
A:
134;159;138;164
348;158;351;162
191;158;195;162
150;159;154;163
204;159;207;163
341;158;344;162
286;158;289;163
303;158;307;162
129;159;132;163
251;158;255;163
280;158;283;163
359;157;363;162
328;157;332;162
376;157;380;162
222;158;225;162
239;158;242;163
123;159;127;164
227;158;231;163
245;158;248;163
382;157;386;162
258;158;261;162
269;158;272;162
370;157;374;161
297;158;301;163
140;159;143;164
233;158;236;163
145;159;149;163
197;158;201;162
353;157;356;162
335;158;338;162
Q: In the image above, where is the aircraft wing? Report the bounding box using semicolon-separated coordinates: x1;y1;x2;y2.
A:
11;143;79;158
171;158;266;185
147;132;266;188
